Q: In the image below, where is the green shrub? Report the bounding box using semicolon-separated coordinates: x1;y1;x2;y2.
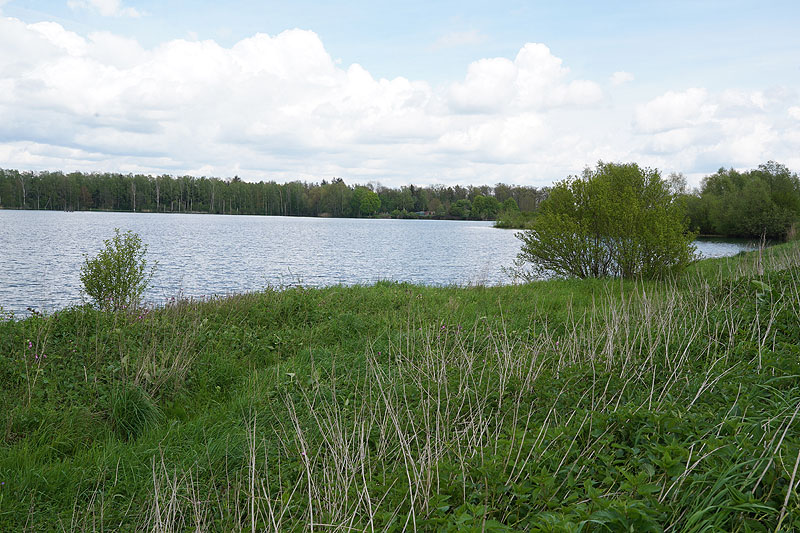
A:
80;229;156;311
515;161;697;279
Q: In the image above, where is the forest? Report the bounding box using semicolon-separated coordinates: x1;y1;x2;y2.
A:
2;161;799;240
0;169;543;221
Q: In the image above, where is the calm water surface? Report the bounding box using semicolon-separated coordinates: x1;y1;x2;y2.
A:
0;210;758;315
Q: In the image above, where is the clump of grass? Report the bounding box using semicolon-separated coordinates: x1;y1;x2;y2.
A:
109;383;163;441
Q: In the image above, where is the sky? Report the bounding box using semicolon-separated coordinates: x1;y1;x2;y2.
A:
1;1;799;188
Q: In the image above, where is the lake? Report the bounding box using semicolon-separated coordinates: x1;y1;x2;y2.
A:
0;210;758;316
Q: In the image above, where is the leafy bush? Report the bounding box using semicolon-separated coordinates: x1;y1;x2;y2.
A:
515;162;697;279
80;229;156;311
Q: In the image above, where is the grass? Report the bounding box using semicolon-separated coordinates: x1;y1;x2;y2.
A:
1;242;800;531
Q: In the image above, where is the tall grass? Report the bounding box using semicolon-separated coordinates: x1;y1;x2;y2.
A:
1;242;799;531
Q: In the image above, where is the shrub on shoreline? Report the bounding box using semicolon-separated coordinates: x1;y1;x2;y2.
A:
80;229;156;311
515;162;697;280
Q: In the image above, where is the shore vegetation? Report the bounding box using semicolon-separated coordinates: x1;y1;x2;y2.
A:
2;239;800;530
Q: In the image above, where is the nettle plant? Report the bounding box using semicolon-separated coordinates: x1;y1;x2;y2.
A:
80;229;157;311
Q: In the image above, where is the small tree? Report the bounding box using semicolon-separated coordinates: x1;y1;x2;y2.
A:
471;195;501;220
360;189;381;216
501;197;520;214
81;229;156;311
449;199;471;218
515;162;696;280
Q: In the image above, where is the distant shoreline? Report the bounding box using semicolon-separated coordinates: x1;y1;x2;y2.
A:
0;206;497;222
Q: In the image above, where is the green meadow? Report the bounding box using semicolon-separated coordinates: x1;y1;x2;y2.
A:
1;242;800;531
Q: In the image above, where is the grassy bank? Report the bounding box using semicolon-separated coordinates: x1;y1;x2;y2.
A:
2;243;800;531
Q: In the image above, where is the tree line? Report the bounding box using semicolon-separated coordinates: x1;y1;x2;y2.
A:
2;162;798;239
0;169;545;220
681;161;800;240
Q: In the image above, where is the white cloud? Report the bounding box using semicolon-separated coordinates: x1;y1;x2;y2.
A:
448;57;517;113
632;87;798;173
610;71;634;86
67;0;141;18
448;43;603;113
789;106;800;120
634;88;717;133
0;16;797;187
